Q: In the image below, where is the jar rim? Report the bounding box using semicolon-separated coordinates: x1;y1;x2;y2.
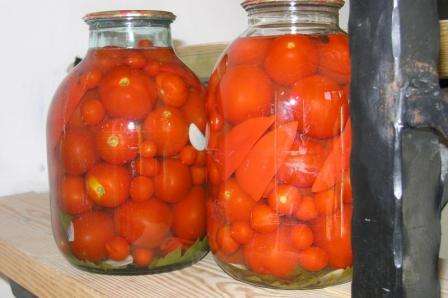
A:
242;0;345;10
83;10;176;23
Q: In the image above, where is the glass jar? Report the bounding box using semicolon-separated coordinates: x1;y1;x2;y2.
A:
47;10;208;274
206;0;352;289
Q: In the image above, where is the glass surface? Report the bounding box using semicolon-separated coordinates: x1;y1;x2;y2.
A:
47;12;208;274
205;0;352;289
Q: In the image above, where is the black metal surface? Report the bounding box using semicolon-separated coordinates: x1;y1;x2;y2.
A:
349;0;448;297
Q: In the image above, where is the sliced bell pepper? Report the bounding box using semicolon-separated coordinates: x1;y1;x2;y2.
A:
215;116;275;181
312;120;352;193
236;121;298;201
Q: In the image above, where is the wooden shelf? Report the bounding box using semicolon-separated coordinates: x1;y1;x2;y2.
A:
0;193;446;297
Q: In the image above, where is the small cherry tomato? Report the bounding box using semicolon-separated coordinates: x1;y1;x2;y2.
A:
191;166;206;185
230;221;254;245
182;90;207;132
90;47;124;71
297;247;329;272
314;186;340;216
172;186;206;241
250;204;280;234
156;72;188;108
133;248;154;267
135;157;160;177
264;35;318;85
291;75;348;138
99;66;157;120
227;36;272;66
124;51;146;68
217;226;240;255
137;39;153;48
95;119;139;165
218;179;255;223
114;200;172;249
80;69;102;89
295;196;319;221
139;140;158;158
318;34;351;84
290;224;314;250
85;163;131;208
81;98;105;126
278;138;327;188
105;236;130;261
180;145;197;166
144;60;161;77
130;176;154;202
60;175;93;215
143;107;189;156
219;65;273;124
71;211;115;262
61;129;97;175
154;159;192;203
267;184;302;216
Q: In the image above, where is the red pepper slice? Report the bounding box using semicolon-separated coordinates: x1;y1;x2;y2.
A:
236;121;298;201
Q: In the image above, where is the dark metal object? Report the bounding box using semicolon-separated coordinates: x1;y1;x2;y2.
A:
349;0;448;297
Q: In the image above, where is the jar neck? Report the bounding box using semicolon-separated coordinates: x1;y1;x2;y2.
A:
87;19;173;49
246;3;340;33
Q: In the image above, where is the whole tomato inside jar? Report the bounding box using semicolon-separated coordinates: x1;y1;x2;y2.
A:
206;0;352;289
47;10;208;274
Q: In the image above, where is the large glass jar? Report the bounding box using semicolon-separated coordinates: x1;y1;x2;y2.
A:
206;0;352;289
47;10;208;274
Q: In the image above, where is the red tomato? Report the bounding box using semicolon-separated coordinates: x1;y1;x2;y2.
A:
314;186;341;216
290;224;314;250
318;34;351;84
142;107;189;156
124;50;146;69
105;236;130;261
60;176;93;215
172;187;206;241
130;176;154;202
95;119;138;165
133;248;154;267
85;163;131;208
144;60;161;77
80;69;102;90
71;211;115;262
291;75;348;138
135;157;160;177
154;159;192;203
244;227;300;278
206;199;224;253
217;225;240;255
114;200;172;249
182;90;207;132
311;205;352;269
268;184;302;216
217;178;256;223
90;47;124;71
219;65;273;124
137;39;153;48
250;204;280;234
295;196;318;221
191;166;206;185
156;72;188;108
264;35;318;85
230;221;254;245
144;48;175;63
139;140;158;158
297;247;329;272
180;145;197;166
160;237;192;255
99;66;157;120
278;138;327;188
81;98;105;126
60;129;97;175
227;36;272;66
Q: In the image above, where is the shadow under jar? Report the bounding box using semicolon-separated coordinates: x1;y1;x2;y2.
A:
47;10;208;275
205;0;352;289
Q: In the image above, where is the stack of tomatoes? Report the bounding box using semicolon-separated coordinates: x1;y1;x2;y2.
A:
206;33;353;279
49;42;207;268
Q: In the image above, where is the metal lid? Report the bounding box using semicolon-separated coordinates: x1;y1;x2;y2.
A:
242;0;345;10
83;10;176;23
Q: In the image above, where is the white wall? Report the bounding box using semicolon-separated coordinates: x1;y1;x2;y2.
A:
0;0;349;197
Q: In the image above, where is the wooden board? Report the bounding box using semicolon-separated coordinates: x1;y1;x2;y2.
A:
0;193;446;298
